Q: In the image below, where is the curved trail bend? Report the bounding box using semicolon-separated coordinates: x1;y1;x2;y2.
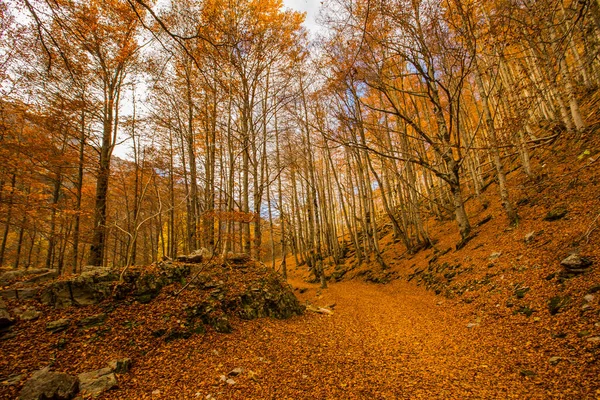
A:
111;276;555;399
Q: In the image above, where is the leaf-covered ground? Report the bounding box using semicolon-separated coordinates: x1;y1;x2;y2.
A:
4;259;598;399
89;272;599;398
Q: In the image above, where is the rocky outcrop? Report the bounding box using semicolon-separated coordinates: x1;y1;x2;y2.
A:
233;274;305;320
0;269;51;286
6;258;302;339
77;368;117;398
46;318;70;333
177;248;212;263
40;264;190;308
0;298;14;329
560;254;593;277
18;359;131;400
18;368;78;400
179;270;304;338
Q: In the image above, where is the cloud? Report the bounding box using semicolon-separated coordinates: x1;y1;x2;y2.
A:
282;0;321;35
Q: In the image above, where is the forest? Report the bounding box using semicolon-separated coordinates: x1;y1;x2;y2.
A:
1;0;600;398
0;0;595;275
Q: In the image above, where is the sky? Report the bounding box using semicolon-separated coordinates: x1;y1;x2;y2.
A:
282;0;322;35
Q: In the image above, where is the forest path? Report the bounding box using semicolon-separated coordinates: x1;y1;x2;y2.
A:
109;267;548;400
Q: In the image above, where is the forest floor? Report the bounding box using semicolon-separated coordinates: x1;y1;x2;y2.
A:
87;264;600;399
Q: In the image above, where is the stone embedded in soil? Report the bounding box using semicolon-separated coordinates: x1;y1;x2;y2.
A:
3;374;24;386
560;254;593;273
587;336;600;343
544;207;568;221
19;309;41;321
18;368;78;400
583;294;595;303
177;248;212;263
108;358;132;374
46;318;70;333
78;367;118;398
524;231;536;244
77;313;107;329
0;299;14;329
228;368;243;377
549;356;562;365
519;369;537;377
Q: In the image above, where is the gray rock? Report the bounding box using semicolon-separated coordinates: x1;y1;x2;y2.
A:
489;252;502;260
0;289;17;299
0;269;49;286
107;358;131;374
524;231;536;244
2;373;24;386
23;271;58;284
560;254;593;273
16;288;38;300
77;313;107;329
228;367;243;377
177;248;212;263
466;322;479;329
583;294;595;303
20;309;41;321
46;318;70;333
587;336;600;343
18;367;78;400
0;299;14;329
544;207;568;221
40;282;74;308
41;277;112;308
78;368;117;398
0;288;37;301
549;356;562;365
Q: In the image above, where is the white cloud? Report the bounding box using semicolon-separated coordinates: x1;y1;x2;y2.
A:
282;0;322;36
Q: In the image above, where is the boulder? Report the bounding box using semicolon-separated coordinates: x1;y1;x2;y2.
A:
77;313;107;329
20;309;42;321
46;318;70;333
0;269;50;286
544;207;568;221
41;281;74;308
18;367;78;400
0;288;38;301
177;248;212;263
77;368;117;398
23;271;58;284
39;264;190;308
107;358;131;374
0;299;14;329
524;231;536;244
41;274;113;308
560;254;593;275
234;275;304;320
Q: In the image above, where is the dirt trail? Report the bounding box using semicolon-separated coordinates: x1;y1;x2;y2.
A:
106;273;558;400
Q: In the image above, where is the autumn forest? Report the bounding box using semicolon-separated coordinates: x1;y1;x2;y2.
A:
1;0;600;397
0;0;595;274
